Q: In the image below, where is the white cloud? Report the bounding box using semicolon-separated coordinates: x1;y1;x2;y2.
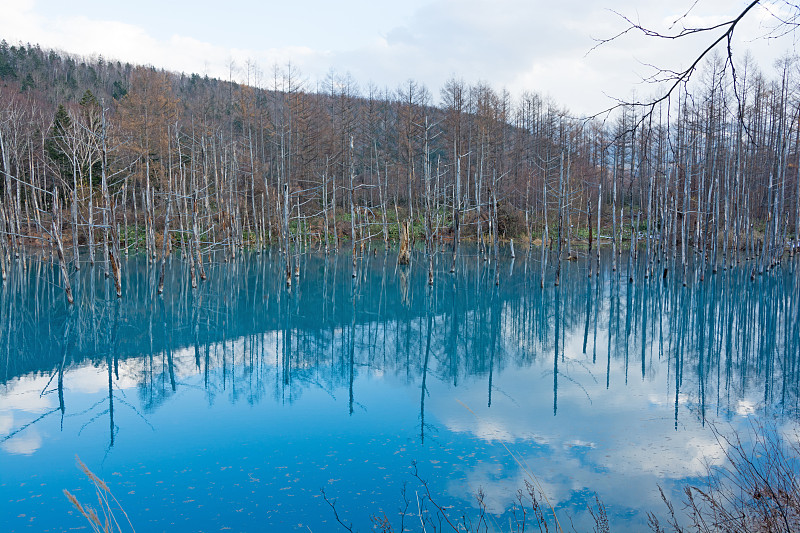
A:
0;377;55;413
2;430;43;455
0;412;13;436
0;1;797;124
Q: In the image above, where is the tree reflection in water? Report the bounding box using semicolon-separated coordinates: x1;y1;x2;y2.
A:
0;248;798;530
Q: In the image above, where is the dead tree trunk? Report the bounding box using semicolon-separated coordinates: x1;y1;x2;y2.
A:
587;196;593;278
88;165;95;266
192;193;206;281
555;152;564;287
423;118;434;285
596;182;602;276
541;177;548;288
612;163;618;272
0;126;18;258
322;163;330;254
451;147;461;273
375;144;389;250
51;188;74;305
157;192;173;295
349;137;357;279
492;181;500;286
71;150;80;268
101;108;121;297
0;192;8;280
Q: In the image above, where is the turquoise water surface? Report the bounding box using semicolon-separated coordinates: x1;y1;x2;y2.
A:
1;249;798;531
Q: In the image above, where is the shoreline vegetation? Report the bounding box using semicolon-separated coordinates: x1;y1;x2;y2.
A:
0;41;798;300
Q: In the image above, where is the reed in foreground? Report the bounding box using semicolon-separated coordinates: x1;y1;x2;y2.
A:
650;422;800;533
63;456;136;533
322;422;800;532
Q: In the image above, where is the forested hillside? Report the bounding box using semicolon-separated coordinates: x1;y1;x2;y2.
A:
0;39;798;296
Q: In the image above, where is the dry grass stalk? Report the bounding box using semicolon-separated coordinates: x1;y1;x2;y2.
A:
64;456;136;533
650;422;800;533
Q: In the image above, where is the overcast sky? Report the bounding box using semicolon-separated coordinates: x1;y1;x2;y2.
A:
1;0;797;115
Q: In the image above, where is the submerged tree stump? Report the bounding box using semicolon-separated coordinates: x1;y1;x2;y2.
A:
398;219;411;265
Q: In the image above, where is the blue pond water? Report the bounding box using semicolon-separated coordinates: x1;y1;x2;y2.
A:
1;248;798;531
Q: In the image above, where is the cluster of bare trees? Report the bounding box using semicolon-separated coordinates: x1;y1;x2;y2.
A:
0;43;799;302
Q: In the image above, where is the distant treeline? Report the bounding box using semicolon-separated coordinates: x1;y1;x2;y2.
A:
0;40;798;296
